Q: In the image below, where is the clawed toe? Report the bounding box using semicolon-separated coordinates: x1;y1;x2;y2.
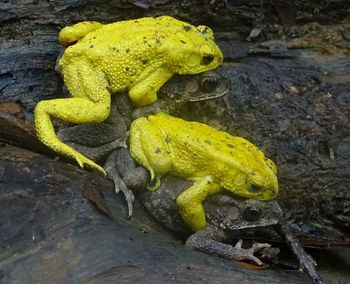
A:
75;155;106;175
234;239;272;266
116;180;135;217
104;162;135;217
121;187;135;218
251;242;271;252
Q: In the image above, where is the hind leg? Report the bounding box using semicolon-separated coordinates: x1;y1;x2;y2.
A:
129;116;172;190
35;61;111;174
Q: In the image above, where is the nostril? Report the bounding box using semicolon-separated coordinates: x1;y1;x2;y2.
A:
202;55;214;65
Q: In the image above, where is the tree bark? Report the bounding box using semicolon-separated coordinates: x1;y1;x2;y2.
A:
0;144;310;283
0;0;350;282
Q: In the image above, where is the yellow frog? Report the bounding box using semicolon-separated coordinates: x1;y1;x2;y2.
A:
34;16;223;173
130;112;278;231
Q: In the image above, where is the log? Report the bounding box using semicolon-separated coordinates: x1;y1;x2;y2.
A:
0;144;309;283
3;0;348;236
1;0;350;282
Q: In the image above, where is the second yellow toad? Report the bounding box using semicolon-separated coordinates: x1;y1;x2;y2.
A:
130;112;278;231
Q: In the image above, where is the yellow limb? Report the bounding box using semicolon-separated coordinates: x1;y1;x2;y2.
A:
129;117;172;190
35;61;111;174
59;21;103;47
176;176;221;231
35;98;110;174
129;67;173;107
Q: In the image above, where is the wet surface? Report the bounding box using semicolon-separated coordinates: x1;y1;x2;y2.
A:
0;145;309;284
1;0;350;282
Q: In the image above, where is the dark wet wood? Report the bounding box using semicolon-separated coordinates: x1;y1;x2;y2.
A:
279;222;324;284
0;145;309;283
1;0;350;282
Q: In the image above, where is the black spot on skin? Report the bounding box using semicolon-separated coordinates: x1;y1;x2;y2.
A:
204;140;211;145
201;27;209;34
160;35;165;38
180;40;186;44
227;144;235;148
165;137;171;143
112;47;118;52
126;48;130;53
90;45;94;48
251;171;256;176
155;38;160;44
134;20;139;23
207;180;211;184
93;36;96;39
125;67;129;72
183;25;191;32
155;147;161;154
142;59;148;64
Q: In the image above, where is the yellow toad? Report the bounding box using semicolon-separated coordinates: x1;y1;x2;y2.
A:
130;112;278;231
34;16;223;173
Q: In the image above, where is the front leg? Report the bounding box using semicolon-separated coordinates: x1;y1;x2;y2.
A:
176;177;221;231
129;67;173;107
186;225;271;265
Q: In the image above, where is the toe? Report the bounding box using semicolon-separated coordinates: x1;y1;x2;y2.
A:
251;243;271;253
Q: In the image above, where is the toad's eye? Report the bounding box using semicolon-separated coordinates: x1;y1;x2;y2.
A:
248;183;262;192
202;55;214;65
200;77;218;92
243;206;263;221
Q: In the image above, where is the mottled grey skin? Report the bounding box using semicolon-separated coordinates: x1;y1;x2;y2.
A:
57;70;230;215
56;70;284;264
108;148;282;265
57;69;230;162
